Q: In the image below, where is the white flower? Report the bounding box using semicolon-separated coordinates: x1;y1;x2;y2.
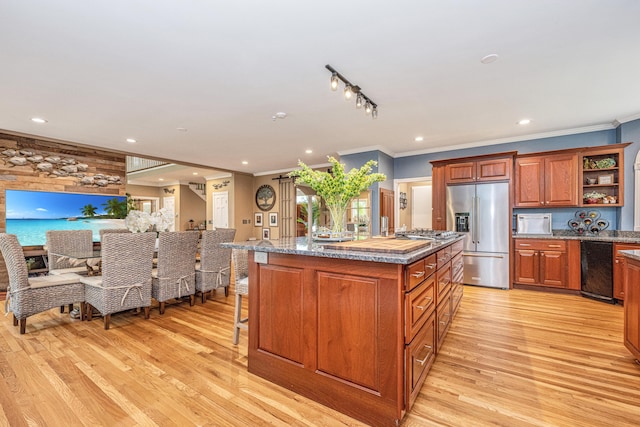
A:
125;210;153;233
151;208;172;232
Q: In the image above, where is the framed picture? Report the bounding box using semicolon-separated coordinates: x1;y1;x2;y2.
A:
598;174;614;185
269;212;278;227
254;212;263;227
262;228;270;240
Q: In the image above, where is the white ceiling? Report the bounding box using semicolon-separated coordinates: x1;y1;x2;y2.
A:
1;1;640;176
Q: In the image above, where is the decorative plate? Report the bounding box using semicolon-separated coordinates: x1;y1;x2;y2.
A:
256;184;276;211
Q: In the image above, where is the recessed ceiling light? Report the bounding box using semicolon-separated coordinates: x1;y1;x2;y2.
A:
518;119;531;125
159;178;164;181
192;172;198;175
242;161;248;165
31;117;47;124
414;136;424;142
126;138;137;143
481;54;499;64
305;149;313;154
177;127;188;132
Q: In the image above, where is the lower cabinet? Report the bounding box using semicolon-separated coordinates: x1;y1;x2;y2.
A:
614;243;640;301
514;239;567;288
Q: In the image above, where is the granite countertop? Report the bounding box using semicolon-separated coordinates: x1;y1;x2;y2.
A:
620;250;640;262
513;230;640;243
221;236;464;265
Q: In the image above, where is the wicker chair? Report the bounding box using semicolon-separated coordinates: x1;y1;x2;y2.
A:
46;229;94;276
0;233;86;334
99;228;130;241
81;232;156;330
152;231;200;314
232;249;249;345
195;228;236;302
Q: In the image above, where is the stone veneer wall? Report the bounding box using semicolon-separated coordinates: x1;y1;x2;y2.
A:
0;132;126;295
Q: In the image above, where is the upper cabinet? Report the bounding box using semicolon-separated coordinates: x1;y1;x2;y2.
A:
445;157;512;184
579;145;626;207
515;153;578;207
514;143;630;208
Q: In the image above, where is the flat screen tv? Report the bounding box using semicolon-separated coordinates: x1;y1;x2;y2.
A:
5;189;127;246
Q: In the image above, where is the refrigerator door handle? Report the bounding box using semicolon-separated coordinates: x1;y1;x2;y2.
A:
475;196;480;245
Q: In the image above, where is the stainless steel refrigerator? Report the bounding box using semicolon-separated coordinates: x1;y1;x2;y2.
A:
446;182;510;289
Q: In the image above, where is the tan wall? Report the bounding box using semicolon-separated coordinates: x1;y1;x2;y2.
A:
0;132;126;293
180;184;206;231
231;173;254;242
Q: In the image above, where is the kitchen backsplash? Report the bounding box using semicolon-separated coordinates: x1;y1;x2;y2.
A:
512;207;618;231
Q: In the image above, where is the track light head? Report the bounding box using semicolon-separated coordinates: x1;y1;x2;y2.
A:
344;84;353;100
356;93;363;109
364;101;372;115
330;72;339;91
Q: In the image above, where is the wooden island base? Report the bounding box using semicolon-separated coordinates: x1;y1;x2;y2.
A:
242;237;463;426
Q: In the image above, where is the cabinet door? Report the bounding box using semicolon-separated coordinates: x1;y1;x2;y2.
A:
545;154;578;206
624;259;640;359
431;165;446;230
613;243;640;300
514;249;539;284
514;157;545;207
476;157;512;182
540;250;566;287
445;162;475;184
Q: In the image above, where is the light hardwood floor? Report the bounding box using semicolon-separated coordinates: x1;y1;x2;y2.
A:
1;285;639;426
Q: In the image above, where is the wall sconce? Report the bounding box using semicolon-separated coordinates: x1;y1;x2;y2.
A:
326;64;378;119
399;192;407;210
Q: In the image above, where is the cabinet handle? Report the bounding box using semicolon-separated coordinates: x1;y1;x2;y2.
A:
519;243;531;247
411;271;426;279
416;345;433;366
440;279;451;287
548;244;561;248
540;253;545;257
426;263;437;270
416;296;433;310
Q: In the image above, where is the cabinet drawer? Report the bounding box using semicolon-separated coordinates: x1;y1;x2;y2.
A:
514;239;566;251
405;254;437;291
405;312;436;411
451;239;463;256
437;296;452;350
451;283;463;316
405;274;436;344
436;263;452;304
436;246;452;270
452;252;463;282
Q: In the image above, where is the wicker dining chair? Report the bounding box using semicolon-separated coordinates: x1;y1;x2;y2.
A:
81;232;156;330
195;228;236;302
46;229;94;276
232;248;249;345
99;228;130;241
0;233;86;334
152;231;200;314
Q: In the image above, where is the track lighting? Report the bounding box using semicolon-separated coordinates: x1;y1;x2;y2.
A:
325;64;378;119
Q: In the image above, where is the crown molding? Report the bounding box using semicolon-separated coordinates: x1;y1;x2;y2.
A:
613;112;640;126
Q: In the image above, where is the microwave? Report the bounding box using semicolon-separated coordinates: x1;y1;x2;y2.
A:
516;214;553;235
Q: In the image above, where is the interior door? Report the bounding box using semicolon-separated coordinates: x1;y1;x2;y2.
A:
212;191;229;229
380;188;395;233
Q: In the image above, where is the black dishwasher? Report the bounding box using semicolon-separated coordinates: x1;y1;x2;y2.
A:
580;241;613;303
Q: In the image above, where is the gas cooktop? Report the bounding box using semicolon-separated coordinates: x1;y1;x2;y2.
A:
395;229;458;241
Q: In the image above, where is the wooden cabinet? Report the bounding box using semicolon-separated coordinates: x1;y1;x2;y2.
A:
614;243;640;301
515;153;578;207
623;255;640;361
445;156;512;184
579;145;626;207
431;165;446;230
514;239;567;288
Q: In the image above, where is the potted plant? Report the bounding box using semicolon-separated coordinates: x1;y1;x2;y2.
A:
289;156;386;238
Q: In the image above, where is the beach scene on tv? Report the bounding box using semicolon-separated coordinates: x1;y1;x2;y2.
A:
6;189;127;246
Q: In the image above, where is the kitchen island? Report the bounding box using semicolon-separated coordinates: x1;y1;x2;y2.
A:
223;236;464;426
